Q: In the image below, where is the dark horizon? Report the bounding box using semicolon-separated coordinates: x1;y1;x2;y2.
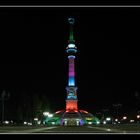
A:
0;7;140;121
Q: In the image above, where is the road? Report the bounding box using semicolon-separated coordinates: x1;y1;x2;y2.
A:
0;124;140;134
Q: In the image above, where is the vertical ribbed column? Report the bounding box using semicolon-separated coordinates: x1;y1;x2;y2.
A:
68;55;75;86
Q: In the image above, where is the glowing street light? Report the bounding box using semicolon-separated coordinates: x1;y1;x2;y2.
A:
106;117;111;121
137;115;140;119
43;112;49;116
130;120;134;123
37;121;41;124
34;118;38;121
48;114;53;118
5;121;9;124
123;116;127;120
115;119;118;122
24;122;27;125
103;121;106;124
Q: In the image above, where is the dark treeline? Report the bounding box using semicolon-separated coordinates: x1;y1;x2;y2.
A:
0;90;51;123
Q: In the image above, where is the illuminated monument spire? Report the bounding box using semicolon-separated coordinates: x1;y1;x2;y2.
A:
66;18;78;111
43;17;100;126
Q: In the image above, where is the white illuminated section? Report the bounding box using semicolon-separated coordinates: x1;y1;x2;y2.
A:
37;121;41;124
68;44;75;48
48;114;53;118
43;112;49;116
130;120;134;122
24;122;27;125
106;117;111;121
5;121;9;124
88;122;92;124
34;118;38;121
115;119;118;122
28;122;32;125
123;116;127;120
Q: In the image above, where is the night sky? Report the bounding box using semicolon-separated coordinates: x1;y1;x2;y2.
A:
0;7;140;116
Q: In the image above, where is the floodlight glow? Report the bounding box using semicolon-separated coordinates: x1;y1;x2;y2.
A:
52;122;55;125
68;44;75;48
137;115;140;119
130;120;134;122
43;112;49;116
123;116;127;120
86;117;92;121
55;110;62;114
24;122;27;125
103;121;106;124
97;121;100;124
5;121;9;124
88;122;92;124
48;114;53;118
115;119;118;122
34;118;38;121
28;122;32;125
37;121;41;125
64;119;68;126
80;110;88;114
76;121;80;126
106;117;111;121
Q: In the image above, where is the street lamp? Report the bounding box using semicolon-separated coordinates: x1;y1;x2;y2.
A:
101;109;109;119
43;112;49;116
106;117;111;121
34;118;38;121
123;116;127;120
48;114;53;118
115;119;118;122
113;103;122;117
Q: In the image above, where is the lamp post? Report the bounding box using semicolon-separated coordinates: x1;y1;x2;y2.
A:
0;90;10;124
135;91;140;111
101;109;109;119
113;103;122;118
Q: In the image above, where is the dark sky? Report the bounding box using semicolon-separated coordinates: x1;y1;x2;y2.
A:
0;7;140;115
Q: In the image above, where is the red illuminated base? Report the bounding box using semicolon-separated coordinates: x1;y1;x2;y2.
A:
55;109;89;114
66;100;78;111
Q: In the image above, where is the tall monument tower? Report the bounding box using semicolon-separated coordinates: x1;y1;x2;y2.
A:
43;17;100;126
66;18;78;112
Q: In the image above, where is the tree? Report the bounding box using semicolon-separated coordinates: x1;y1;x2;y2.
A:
0;90;10;123
16;91;32;123
113;103;122;117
